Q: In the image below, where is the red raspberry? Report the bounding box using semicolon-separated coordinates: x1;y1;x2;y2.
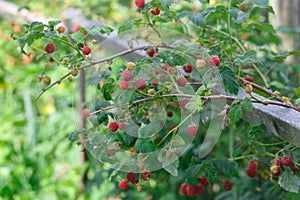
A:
196;184;205;195
122;70;133;81
45;43;55;53
209;55;221;66
167;111;173;117
151;8;161;15
119;80;129;90
246;168;257;178
179;98;189;108
280;156;293;166
73;24;81;32
135;0;145;8
245;76;254;82
222;180;233;191
272;158;281;166
82;46;91;55
118;180;128;190
186;185;196;197
176;77;187;87
152;79;158;86
126;172;137;183
248;160;258;170
180;183;187;194
48;57;54;62
162;64;170;71
135;78;147;90
183;64;193;73
140;170;151;180
199;177;210;186
146;47;156;57
108;122;119;132
188;125;198;136
118;122;126;130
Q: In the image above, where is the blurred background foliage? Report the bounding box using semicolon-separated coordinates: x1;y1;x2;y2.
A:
0;0;300;199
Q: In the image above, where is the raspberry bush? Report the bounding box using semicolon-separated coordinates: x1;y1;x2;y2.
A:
9;0;300;199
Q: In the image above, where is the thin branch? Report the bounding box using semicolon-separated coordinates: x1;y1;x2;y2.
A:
35;44;172;100
89;93;300;116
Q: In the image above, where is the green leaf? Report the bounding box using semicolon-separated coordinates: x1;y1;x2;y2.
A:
163;158;179;176
241;98;253;112
69;129;86;141
250;23;276;34
160;0;174;6
213;159;239;178
278;169;300;193
228;105;243;125
172;134;185;147
88;25;114;35
135;138;155;153
218;65;239;94
250;0;268;6
189;7;216;27
185;164;202;178
139;119;162;138
228;9;250;23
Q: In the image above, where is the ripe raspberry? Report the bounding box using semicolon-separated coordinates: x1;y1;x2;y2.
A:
126;62;136;70
57;26;65;33
126;172;137;183
248;161;258;170
186;185;196;197
167;111;173;117
119;80;129;90
199;177;210;186
118;122;126;130
141;170;151;180
146;47;156;57
196;184;205;195
152;79;158;86
108;122;119;132
272;158;281;166
135;78;147;90
48;57;54;62
162;64;170;71
43;76;51;85
209;55;221;66
280;156;293;166
70;68;78;76
245;76;254;82
122;70;133;81
179;98;189;108
82;46;91;55
246;168;256;178
222;180;233;191
188;125;198;136
73;24;81;32
135;0;145;8
151;8;161;15
118;180;128;190
180;183;188;194
45;43;55;53
183;64;193;73
176;77;187;87
196;59;206;69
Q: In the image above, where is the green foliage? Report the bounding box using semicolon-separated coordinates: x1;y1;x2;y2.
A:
1;0;300;199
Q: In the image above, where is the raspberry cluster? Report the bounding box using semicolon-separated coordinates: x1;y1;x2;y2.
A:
179;176;209;197
118;171;151;191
